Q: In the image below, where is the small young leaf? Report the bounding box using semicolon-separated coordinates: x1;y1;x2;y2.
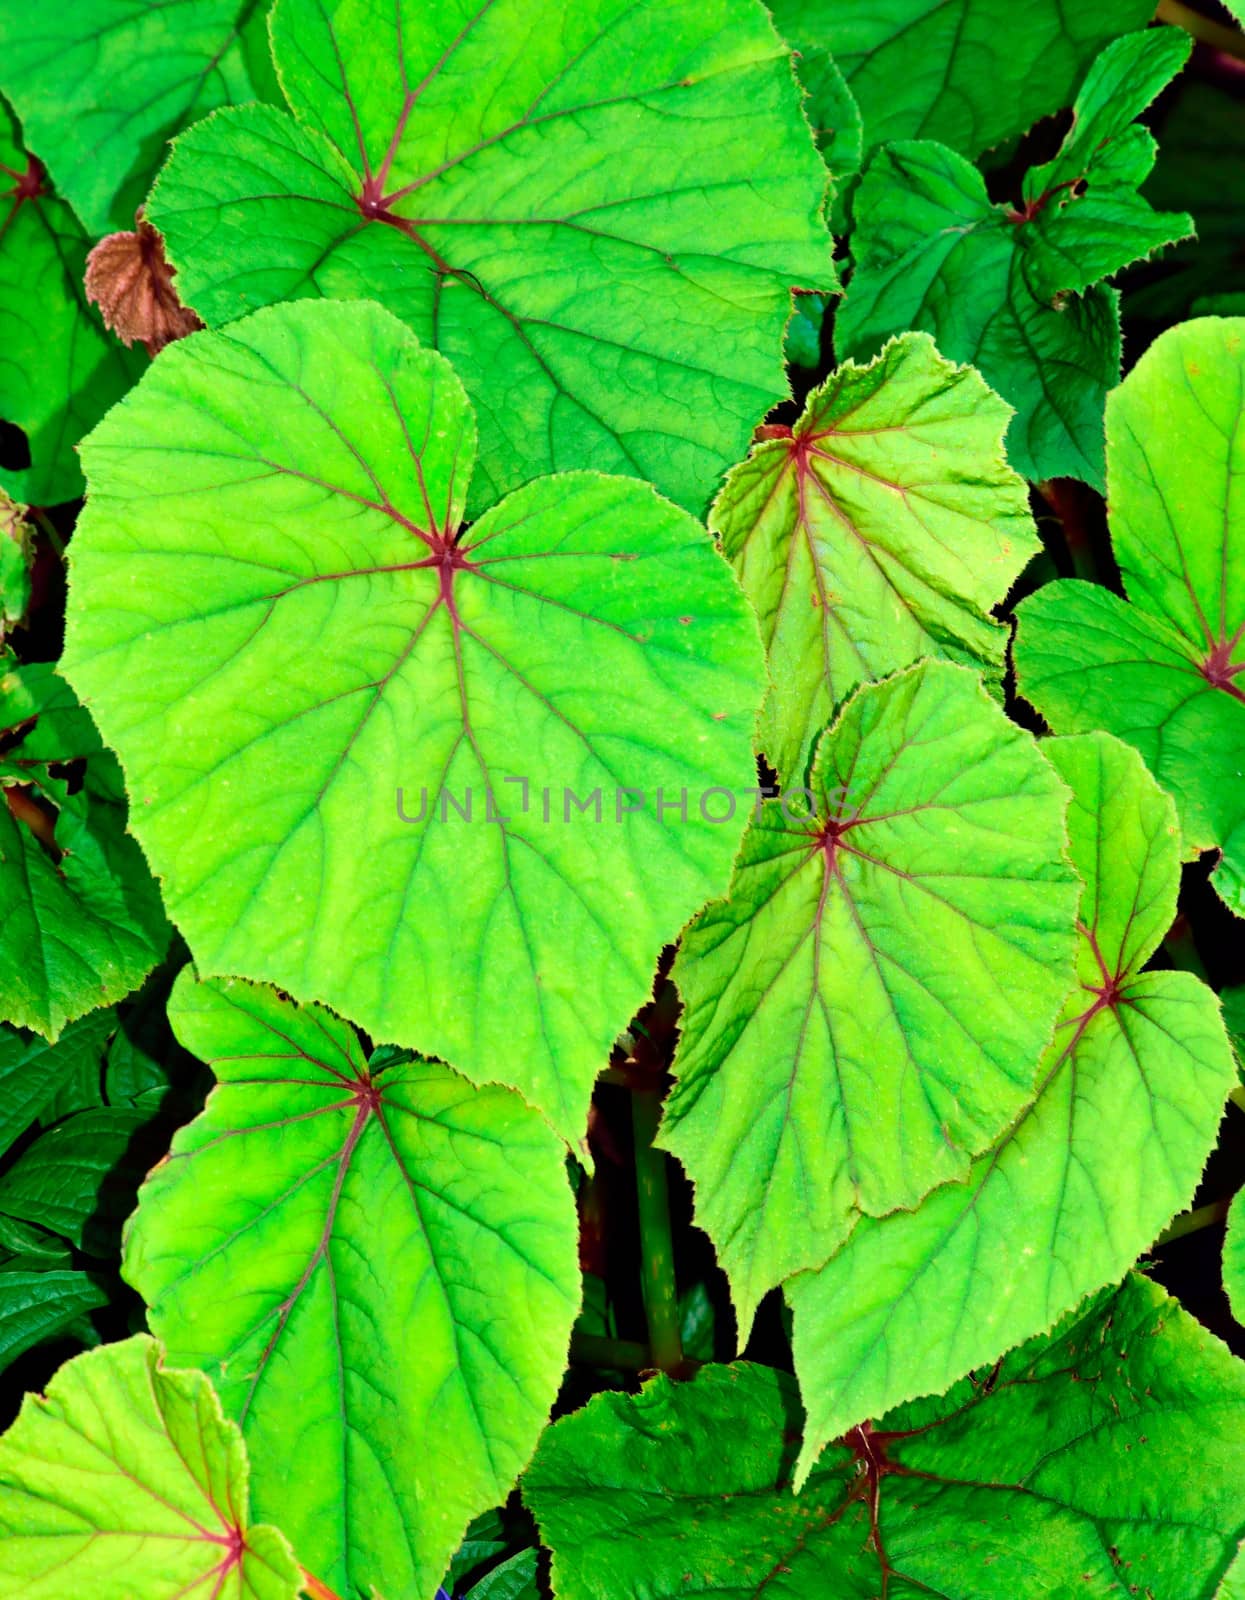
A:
525;1275;1245;1596
838;30;1193;485
0;0;280;235
61;298;763;1144
785;732;1236;1472
0;1333;301;1600
124;973;581;1600
771;0;1153;164
85;219;203;354
658;660;1079;1336
146;0;834;516
0;660;170;1039
1015;316;1245;914
0;101;142;505
714;331;1037;781
0;1269;107;1375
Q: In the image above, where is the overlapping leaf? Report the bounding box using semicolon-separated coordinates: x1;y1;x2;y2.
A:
0;658;169;1039
61;298;763;1143
1226;1187;1245;1326
770;0;1153;164
0;1269;106;1373
785;732;1236;1475
714;331;1036;781
0;1334;301;1600
838;29;1192;485
1015;316;1245;914
525;1275;1245;1597
0;0;279;236
658;660;1079;1336
146;0;833;515
124;973;582;1599
0;102;142;505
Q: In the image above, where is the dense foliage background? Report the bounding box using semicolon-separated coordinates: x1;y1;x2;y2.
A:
0;2;1244;1597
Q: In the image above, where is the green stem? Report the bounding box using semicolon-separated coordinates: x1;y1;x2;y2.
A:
1157;0;1245;62
569;1332;651;1371
631;1086;683;1374
1155;1197;1232;1246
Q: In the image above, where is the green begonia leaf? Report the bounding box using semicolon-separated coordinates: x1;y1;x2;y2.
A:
0;1008;115;1156
61;298;763;1144
0;1333;300;1600
1220;1548;1245;1600
124;973;581;1600
0;1269;107;1374
0;1;279;236
837;30;1193;486
0;490;32;633
765;4;863;231
146;0;834;517
1015;316;1245;914
713;331;1037;782
0;101;142;506
524;1275;1245;1597
657;659;1079;1336
1226;1186;1245;1326
785;732;1236;1476
769;0;1153;164
0;660;169;1039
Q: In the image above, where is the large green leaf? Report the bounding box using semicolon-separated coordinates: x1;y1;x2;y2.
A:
124;973;581;1600
0;659;169;1039
769;0;1153;165
0;101;142;505
524;1274;1245;1597
0;1333;300;1600
0;1269;106;1374
714;331;1036;781
837;29;1192;485
61;298;763;1144
657;659;1079;1336
146;0;833;516
0;1;278;236
1015;316;1245;914
785;732;1236;1476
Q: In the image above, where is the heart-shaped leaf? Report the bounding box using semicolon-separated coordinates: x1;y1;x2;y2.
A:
0;659;169;1039
837;30;1192;486
0;102;142;505
0;1333;301;1600
0;0;279;235
61;298;762;1142
714;331;1037;782
771;0;1153;166
524;1275;1245;1597
657;659;1080;1336
785;731;1237;1475
123;972;581;1600
145;0;834;516
1016;316;1245;914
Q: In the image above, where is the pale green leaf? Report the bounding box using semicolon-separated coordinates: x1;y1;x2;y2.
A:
713;331;1036;781
0;101;142;505
525;1275;1245;1597
1227;1186;1245;1326
0;0;279;235
61;298;763;1145
0;661;169;1040
770;0;1153;164
838;30;1192;485
658;660;1079;1336
0;1334;300;1600
785;732;1236;1476
124;973;581;1600
1014;316;1245;914
147;0;834;516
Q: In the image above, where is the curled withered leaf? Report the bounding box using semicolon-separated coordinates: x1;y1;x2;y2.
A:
84;216;202;354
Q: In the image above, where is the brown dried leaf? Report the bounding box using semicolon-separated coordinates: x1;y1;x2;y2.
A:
85;218;202;355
